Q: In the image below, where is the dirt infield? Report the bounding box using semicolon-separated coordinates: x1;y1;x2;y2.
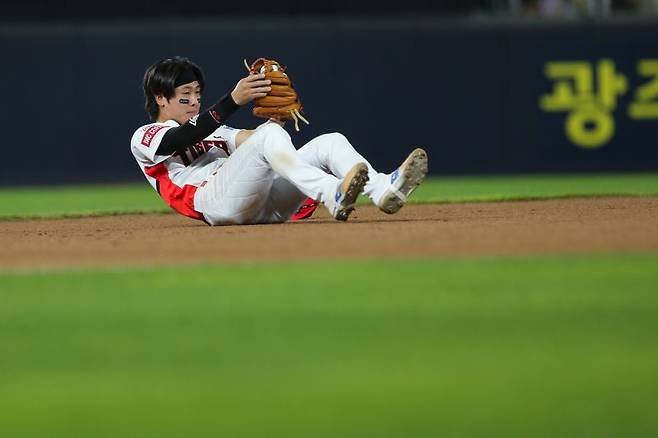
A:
1;197;657;270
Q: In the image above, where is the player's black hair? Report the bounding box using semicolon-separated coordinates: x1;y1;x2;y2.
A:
142;57;206;121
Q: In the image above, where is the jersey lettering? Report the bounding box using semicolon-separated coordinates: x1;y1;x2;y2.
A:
171;140;226;167
173;149;192;166
141;125;167;147
203;139;229;155
188;145;200;160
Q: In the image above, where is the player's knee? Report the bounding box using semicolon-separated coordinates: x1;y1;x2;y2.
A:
319;132;346;143
323;132;352;150
260;122;290;140
330;132;348;141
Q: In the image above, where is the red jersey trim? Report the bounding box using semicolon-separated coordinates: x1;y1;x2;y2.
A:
144;163;203;221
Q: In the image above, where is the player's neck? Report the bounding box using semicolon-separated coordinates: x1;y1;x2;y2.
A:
156;113;182;125
156;108;174;123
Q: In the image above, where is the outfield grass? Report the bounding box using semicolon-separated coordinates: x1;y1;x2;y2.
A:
1;172;657;219
2;174;657;436
1;254;657;437
414;172;658;202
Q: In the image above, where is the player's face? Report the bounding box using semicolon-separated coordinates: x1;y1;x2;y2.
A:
156;81;202;124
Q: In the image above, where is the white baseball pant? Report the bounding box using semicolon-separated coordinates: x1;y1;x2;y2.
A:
194;122;388;225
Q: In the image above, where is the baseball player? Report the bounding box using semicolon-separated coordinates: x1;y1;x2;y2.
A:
131;57;428;225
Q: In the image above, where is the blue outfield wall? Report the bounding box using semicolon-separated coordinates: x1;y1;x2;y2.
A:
1;17;657;185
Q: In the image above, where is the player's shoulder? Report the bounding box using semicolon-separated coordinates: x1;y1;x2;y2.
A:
131;120;178;148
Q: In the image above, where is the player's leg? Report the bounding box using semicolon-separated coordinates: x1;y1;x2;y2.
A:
258;176;308;223
258;131;379;223
196;123;367;224
296;132;428;214
256;123;370;221
193;132;277;225
296;133;387;203
259;132;381;222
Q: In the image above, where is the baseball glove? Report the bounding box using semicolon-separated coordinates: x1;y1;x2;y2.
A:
244;58;309;131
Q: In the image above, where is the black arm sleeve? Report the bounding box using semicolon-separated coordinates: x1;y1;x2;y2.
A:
156;93;239;156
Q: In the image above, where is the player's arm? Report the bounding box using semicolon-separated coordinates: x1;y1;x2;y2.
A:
156;94;238;155
156;74;271;155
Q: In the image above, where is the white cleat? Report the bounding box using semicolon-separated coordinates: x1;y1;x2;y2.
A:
377;148;428;214
329;162;369;221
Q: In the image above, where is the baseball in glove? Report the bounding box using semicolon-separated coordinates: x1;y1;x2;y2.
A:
244;58;309;131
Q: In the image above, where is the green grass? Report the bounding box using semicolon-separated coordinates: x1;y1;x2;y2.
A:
0;183;167;219
2;175;657;435
414;172;658;203
1;254;658;437
1;172;657;219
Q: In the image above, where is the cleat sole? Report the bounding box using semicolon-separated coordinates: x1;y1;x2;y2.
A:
379;148;428;214
335;164;369;221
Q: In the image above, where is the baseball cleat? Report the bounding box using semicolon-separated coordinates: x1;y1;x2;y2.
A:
378;148;428;214
330;162;369;221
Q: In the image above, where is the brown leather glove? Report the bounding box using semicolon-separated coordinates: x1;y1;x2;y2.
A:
245;58;309;131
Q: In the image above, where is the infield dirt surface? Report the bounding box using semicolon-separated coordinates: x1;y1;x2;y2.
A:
2;197;657;270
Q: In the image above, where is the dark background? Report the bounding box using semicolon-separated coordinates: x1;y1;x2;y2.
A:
0;1;498;20
1;4;657;185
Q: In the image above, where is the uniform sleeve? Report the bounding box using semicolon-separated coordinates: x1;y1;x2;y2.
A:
212;125;241;154
130;122;176;164
156;93;239;156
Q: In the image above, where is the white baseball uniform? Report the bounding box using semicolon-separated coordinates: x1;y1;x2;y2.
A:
131;120;389;225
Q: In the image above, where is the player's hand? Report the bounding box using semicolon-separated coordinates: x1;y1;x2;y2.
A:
231;73;271;106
